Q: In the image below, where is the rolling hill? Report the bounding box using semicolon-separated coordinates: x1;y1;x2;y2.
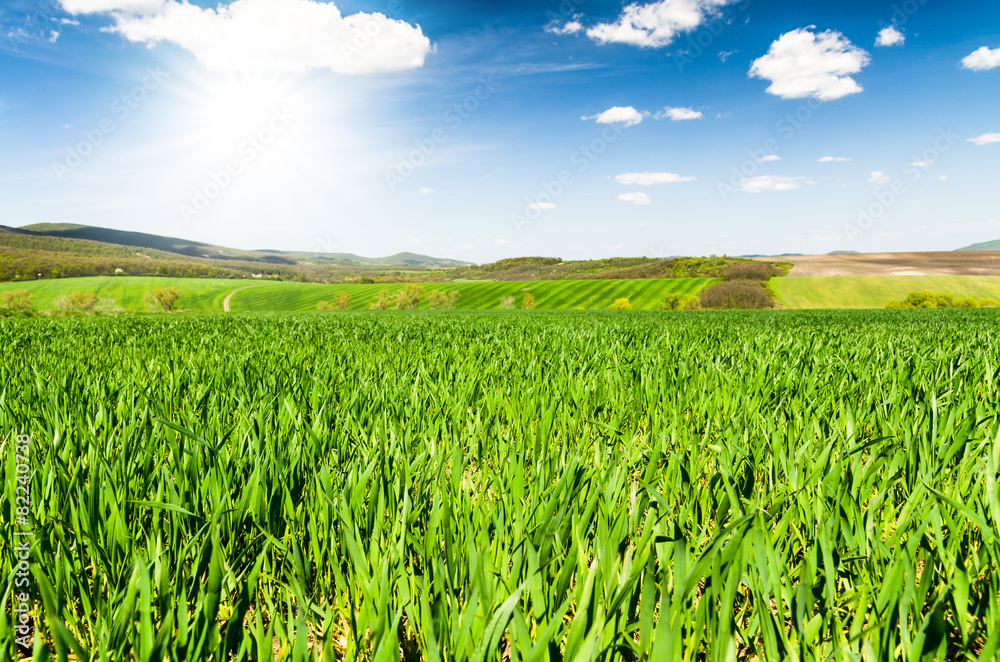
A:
956;239;1000;252
14;223;468;267
0;277;712;312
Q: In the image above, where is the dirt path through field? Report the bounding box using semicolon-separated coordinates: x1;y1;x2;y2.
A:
223;286;256;312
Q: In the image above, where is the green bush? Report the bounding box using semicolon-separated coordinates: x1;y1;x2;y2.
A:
609;298;632;310
658;293;701;310
886;291;994;309
699;280;775;310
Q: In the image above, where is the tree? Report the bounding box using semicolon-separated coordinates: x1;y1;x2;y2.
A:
334;292;352;310
500;296;515;309
954;297;979;308
396;284;424;310
54;291;99;313
427;290;449;309
980;298;999;308
147;287;181;312
610;298;632;310
698;281;774;309
522;292;535;310
658;293;700;310
370;289;392;310
448;291;460;309
1;289;34;312
317;301;334;311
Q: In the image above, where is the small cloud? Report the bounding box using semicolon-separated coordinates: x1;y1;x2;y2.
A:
618;192;652;205
546;18;583;35
961;47;1000;71
419;187;434;195
758;154;781;163
818;156;851;162
875;26;904;47
750;27;870;101
61;124;71;129
739;176;808;193
49;30;60;43
908;160;932;169
939;175;948;182
655;106;703;121
528;202;557;211
582;106;646;127
968;132;1000;146
60;18;81;25
869;171;892;187
615;172;696;185
718;50;736;62
495;238;512;245
586;0;742;48
410;238;424;244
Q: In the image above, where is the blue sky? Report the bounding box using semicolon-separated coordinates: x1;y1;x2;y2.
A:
1;0;998;261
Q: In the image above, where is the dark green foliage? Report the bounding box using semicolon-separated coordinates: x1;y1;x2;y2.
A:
699;279;776;309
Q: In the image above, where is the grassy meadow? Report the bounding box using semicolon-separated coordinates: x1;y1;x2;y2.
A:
0;277;712;313
3;310;1000;660
770;275;1000;309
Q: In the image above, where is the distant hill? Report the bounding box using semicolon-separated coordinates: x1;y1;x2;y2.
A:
263;249;469;268
14;224;470;268
956;240;1000;252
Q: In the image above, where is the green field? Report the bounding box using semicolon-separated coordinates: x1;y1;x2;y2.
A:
0;277;711;312
3;310;1000;659
772;275;1000;309
229;278;710;312
0;277;239;311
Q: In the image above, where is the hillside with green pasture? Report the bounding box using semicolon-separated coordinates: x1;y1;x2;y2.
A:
771;275;1000;309
0;276;713;313
228;278;711;312
0;277;239;312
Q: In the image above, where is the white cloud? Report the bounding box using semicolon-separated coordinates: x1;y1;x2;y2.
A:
968;132;1000;146
749;27;870;101
869;171;892;187
758;154;781;162
875;26;904;47
60;18;81;25
546;19;583;35
738;176;808;193
582;106;646;127
939;175;948;182
60;0;432;75
615;172;696;185
908;160;932;169
49;31;61;43
617;192;652;205
818;156;851;162
655;106;703;120
587;0;738;48
60;0;165;13
961;47;1000;71
419;187;434;195
528;202;557;211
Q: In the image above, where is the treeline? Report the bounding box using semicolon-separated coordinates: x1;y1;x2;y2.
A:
886;291;999;309
447;256;791;282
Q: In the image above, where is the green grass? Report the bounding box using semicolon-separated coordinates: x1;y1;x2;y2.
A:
3;310;1000;659
0;277;713;313
771;275;1000;308
229;278;711;311
0;276;240;311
